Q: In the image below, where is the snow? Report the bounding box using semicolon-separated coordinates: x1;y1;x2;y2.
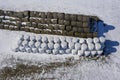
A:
0;0;120;79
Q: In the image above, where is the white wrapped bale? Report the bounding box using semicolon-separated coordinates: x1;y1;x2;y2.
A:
93;37;99;43
59;50;65;54
99;36;105;43
72;49;77;55
54;43;60;50
91;51;97;56
29;41;35;48
95;43;101;50
65;49;71;54
81;44;88;51
61;41;68;49
19;46;26;52
48;42;54;50
38;48;45;53
30;36;36;42
66;37;72;43
72;38;79;43
36;36;42;42
79;38;85;44
68;42;75;49
32;48;38;53
48;36;54;42
25;47;32;53
84;51;90;56
42;36;48;43
24;35;30;41
75;43;81;50
35;42;41;48
97;50;103;55
54;37;60;43
78;50;84;56
86;38;93;43
41;43;48;49
53;49;59;55
60;36;66;42
46;50;52;54
88;43;94;50
22;40;28;47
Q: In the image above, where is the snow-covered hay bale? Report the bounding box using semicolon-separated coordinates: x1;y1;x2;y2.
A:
72;38;79;43
86;38;93;43
91;51;97;56
48;36;54;42
88;43;94;50
53;49;59;55
54;43;60;50
84;51;90;56
75;43;81;50
68;42;75;49
36;36;42;42
25;47;32;53
29;41;35;48
48;42;54;50
65;49;71;54
32;48;38;53
72;49;77;55
60;36;66;42
99;36;105;43
97;50;103;55
95;43;101;50
38;48;45;53
41;43;48;49
81;44;87;51
78;50;84;56
61;41;68;49
59;50;65;54
54;37;60;43
42;36;48;43
93;37;99;43
79;38;85;44
35;42;41;48
46;50;52;54
30;36;36;42
24;35;30;41
22;40;28;47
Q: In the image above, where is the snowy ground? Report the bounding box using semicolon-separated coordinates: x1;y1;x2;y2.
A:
0;0;120;80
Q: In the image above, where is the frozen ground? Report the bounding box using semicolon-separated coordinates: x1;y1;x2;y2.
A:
0;0;120;80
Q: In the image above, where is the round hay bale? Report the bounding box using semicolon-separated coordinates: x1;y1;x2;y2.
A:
72;49;77;55
68;42;75;49
32;48;38;53
88;43;94;50
42;36;48;43
54;37;60;43
91;51;97;56
41;43;48;49
75;43;81;50
84;51;90;56
59;50;65;54
35;42;41;48
81;43;87;51
46;50;52;54
48;42;54;50
86;38;93;43
93;37;99;43
52;49;59;55
97;50;103;55
99;36;105;43
25;47;32;53
79;38;85;44
66;49;71;54
95;43;101;50
54;43;60;50
61;41;68;49
78;50;84;56
38;48;45;53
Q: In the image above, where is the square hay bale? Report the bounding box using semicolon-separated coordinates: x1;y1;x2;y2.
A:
0;10;4;16
4;25;9;29
83;22;89;27
87;33;93;38
91;16;99;21
72;27;78;32
47;12;53;19
24;26;30;32
71;21;77;26
38;23;45;29
40;12;46;18
76;22;82;27
71;14;77;21
83;28;90;33
48;24;54;30
40;18;46;24
67;31;74;36
93;32;98;37
62;31;67;36
66;26;72;31
4;11;14;16
59;25;65;30
21;18;28;22
20;26;25;31
26;22;31;27
58;13;65;20
9;25;14;30
75;32;81;37
81;33;87;38
31;22;38;28
30;11;39;17
65;14;71;20
14;26;20;30
64;20;70;26
23;11;30;17
52;12;58;19
14;12;24;18
29;27;35;32
53;24;59;30
78;28;84;33
51;19;57;24
58;20;64;25
0;24;4;29
83;16;90;22
34;28;40;34
46;19;51;24
77;15;83;21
